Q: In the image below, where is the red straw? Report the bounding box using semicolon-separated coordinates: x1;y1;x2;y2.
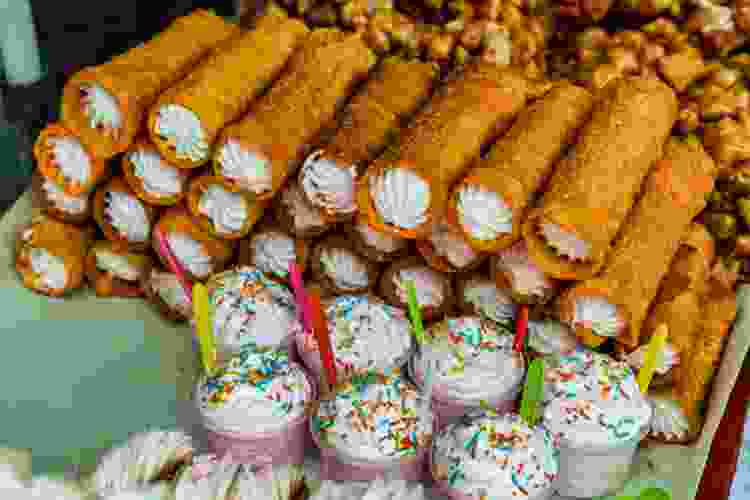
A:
288;262;313;335
514;305;529;353
154;228;193;306
308;291;337;389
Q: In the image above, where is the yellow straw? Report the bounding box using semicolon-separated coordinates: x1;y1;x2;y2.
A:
637;324;669;393
193;282;216;376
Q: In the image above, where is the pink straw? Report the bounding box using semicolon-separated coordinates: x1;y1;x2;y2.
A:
155;228;193;307
288;262;312;335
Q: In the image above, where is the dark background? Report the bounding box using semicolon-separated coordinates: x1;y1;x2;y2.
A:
0;0;236;212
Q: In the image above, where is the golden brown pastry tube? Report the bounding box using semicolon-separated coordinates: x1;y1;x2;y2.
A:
658;223;716;300
15;215;93;296
677;286;737;439
358;65;530;240
34;173;92;225
93;177;160;253
121;138;192;206
61;10;239;159
447;83;594;253
152;205;235;282
298;57;439;222
558;137;717;349
85;240;152;298
523;77;678;281
34;123;108;196
186;175;270;240
148;16;309;168
213;30;376;199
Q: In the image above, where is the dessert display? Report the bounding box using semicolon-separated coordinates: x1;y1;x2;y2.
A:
16;5;750;498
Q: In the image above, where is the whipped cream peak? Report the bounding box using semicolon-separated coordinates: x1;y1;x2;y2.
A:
154;104;209;162
354;222;406;254
527;320;579;356
572;297;624;339
129;149;183;197
198;184;248;235
462;278;516;325
252;232;296;279
626;342;679;376
456;185;513;241
105;191;151;243
540;222;591;261
95;249;140;281
80;84;122;132
166;233;212;279
319;246;371;291
300;150;358;215
42;179;88;214
218;139;272;194
29;247;67;290
49;136;92;185
371;167;430;230
495;241;555;301
281;182;328;234
395;267;446;308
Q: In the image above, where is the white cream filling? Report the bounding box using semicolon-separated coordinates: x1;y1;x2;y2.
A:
105;191;151;243
129;149;183;197
496;242;553;299
198;184;248;235
456;185;513;241
42;179;88;214
80;84;122;131
282;182;328;233
693;0;735;32
527;320;579;356
429;223;478;269
252;233;296;278
540;223;591;261
320;247;371;291
626;342;679;376
29;247;67;290
649;396;690;441
395;268;445;307
573;297;623;338
95;249;140;281
49;137;92;185
355;222;406;253
371;168;430;230
154;104;209;162
150;270;192;318
218;140;272;194
300;150;358;215
167;233;212;279
463;280;517;325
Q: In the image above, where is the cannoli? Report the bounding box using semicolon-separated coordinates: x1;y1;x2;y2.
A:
85;240;152;298
298;57;439;222
61;10;239;159
33;123;108;196
213;30;376;198
310;234;380;295
378;256;454;321
490;240;559;306
343;220;410;263
273;179;334;238
15;215;93;297
186;175;269;240
558;138;718;349
34;173;91;225
649;287;737;444
658;223;716;301
239;227;309;285
142;267;193;323
152;205;234;282
121;138;192;206
455;273;517;326
448;83;594;253
523;77;679;281
358;65;530;240
148;16;309;169
416;222;486;274
93;176;159;253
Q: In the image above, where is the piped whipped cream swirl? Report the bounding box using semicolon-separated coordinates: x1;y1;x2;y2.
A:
29;248;67;290
456;185;513;241
371;168;430;230
167;233;212;279
395;268;446;308
49;137;92;185
129;149;183;197
105;191;151;242
300;150;358;215
572;297;625;338
218;139;272;194
252;232;296;279
42;179;88;214
80;85;122;132
355;222;406;254
463;278;516;325
154;104;209;162
198;184;248;235
540;223;591;261
95;249;140;281
320;247;371;291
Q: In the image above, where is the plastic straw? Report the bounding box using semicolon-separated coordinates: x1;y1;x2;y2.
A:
308;291;337;389
519;358;545;427
513;305;529;353
637;323;669;394
288;262;312;335
154;228;193;306
192;283;216;376
406;280;433;412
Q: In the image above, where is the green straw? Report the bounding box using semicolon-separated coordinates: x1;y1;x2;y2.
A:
406;280;425;345
520;358;545;427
